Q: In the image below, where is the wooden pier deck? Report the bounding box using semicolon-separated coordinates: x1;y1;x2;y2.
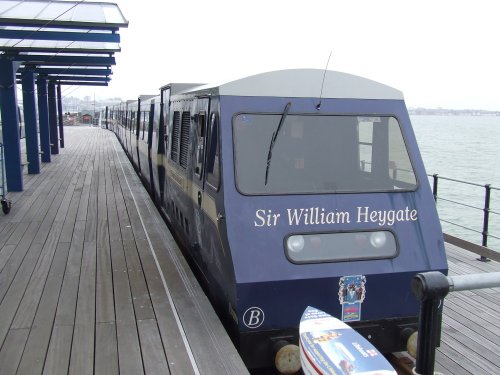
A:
435;244;500;375
0;126;498;374
0;126;248;375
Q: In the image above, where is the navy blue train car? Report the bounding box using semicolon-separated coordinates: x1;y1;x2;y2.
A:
111;69;448;372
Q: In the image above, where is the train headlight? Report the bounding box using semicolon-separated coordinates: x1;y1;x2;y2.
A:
370;232;387;248
287;235;305;253
285;231;397;263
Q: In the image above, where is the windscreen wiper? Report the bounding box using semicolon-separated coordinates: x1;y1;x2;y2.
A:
264;102;292;185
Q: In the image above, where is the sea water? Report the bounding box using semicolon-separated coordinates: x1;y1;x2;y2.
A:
410;115;500;251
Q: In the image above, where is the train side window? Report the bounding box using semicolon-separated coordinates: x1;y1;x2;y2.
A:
142;111;148;140
195;111;206;179
206;113;220;190
147;103;154;149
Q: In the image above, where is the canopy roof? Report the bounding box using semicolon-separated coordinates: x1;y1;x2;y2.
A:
0;0;128;86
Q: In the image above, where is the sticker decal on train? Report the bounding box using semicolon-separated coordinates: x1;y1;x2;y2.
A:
338;275;366;322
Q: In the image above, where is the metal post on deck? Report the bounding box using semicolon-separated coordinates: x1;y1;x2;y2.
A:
479;184;491;262
0;58;23;191
37;76;51;163
22;68;41;174
432;174;439;202
57;83;65;148
48;81;59;155
105;106;109;130
412;271;500;375
411;272;449;375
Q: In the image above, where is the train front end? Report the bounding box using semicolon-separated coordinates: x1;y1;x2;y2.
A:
218;70;448;370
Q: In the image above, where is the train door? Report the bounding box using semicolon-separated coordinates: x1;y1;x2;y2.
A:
192;97;210;251
157;87;169;208
147;101;156;199
135;98;141;173
193;99;227;295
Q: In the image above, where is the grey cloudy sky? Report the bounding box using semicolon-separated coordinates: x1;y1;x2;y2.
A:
72;0;500;110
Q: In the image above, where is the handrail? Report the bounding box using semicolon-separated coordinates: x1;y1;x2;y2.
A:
411;271;500;375
429;174;498;260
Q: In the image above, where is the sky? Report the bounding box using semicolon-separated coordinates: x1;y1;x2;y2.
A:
69;0;500;110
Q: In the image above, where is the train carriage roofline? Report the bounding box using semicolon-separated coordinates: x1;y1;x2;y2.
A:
138;94;157;101
161;82;206;95
175;69;404;100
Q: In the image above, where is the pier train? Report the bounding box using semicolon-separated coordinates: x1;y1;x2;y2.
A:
108;69;448;371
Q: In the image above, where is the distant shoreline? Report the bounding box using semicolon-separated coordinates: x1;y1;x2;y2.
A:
408;108;500;116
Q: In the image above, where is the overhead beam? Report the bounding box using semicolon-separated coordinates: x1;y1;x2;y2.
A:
0;29;120;43
13;54;116;66
18;75;110;82
0;21;123;31
3;46;120;54
19;80;109;86
53;81;109;86
18;67;112;76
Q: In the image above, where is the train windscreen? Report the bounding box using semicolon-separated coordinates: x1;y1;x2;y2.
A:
233;114;417;195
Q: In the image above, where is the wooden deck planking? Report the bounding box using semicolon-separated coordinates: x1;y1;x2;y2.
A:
116;154;251;375
95;322;119;375
15;242;71;375
0;126;248;375
0;328;29;375
110;239;145;375
434;244;500;375
137;319;170;374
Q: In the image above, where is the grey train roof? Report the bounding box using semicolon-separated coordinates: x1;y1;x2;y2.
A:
180;69;404;100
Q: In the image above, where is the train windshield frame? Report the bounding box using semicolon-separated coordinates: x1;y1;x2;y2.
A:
233;114;417;195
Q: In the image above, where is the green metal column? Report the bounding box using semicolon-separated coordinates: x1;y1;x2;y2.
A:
0;58;23;191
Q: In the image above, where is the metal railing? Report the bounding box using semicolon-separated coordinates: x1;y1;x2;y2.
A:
430;174;499;260
412;271;500;375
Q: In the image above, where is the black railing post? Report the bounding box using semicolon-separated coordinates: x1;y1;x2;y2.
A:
432;174;439;202
479;184;491;261
105;106;109;130
411;271;450;375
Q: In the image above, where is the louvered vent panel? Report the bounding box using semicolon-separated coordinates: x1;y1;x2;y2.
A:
179;112;191;168
171;111;180;162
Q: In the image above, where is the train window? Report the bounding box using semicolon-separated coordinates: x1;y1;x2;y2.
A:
285;230;398;263
171;111;181;162
179;112;191;168
233;114;417;194
206;113;220;189
195;111;206;179
131;111;136;133
142;111;148;140
147;103;154;148
358;120;373;173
